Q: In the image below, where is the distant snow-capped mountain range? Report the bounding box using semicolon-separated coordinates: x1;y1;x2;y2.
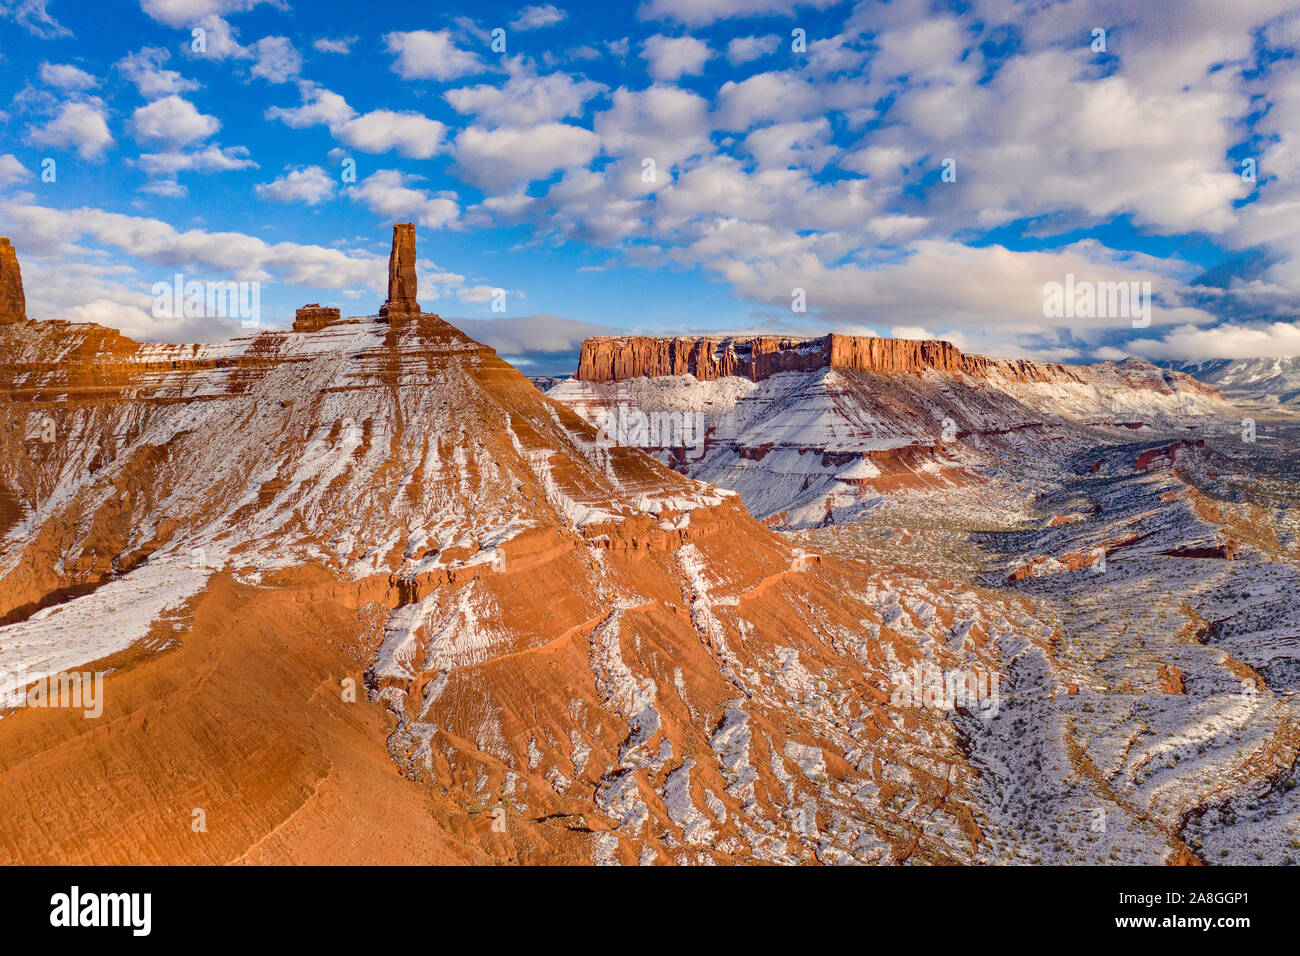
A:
1164;357;1300;405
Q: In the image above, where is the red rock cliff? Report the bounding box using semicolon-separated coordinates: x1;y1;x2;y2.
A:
577;335;828;381
577;333;1084;384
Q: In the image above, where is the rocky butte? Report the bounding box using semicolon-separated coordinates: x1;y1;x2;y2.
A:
292;303;342;333
577;333;988;381
574;332;1213;388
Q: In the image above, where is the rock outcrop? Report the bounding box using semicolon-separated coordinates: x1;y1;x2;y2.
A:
575;333;1225;395
378;222;420;320
577;335;827;382
1136;439;1206;471
1161;540;1239;560
0;238;26;325
293;303;342;332
576;333;1084;384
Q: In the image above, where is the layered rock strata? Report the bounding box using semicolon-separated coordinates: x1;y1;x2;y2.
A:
577;333;1223;396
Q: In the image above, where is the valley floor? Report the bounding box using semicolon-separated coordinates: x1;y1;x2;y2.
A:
793;423;1300;864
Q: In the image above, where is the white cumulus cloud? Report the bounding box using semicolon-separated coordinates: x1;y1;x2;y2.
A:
250;36;302;84
117;47;200;99
1126;322;1300;361
26;100;115;159
336;110;448;159
454;123;600;190
641;34;712;81
510;4;567;30
0;154;32;188
445;62;605;126
38;62;99;91
350;169;460;229
130;95;220;146
725;35;779;65
312;36;357;54
256;165;335;205
384;29;486;81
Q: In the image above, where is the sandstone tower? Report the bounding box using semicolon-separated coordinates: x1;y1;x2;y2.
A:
378;223;420;320
0;238;26;325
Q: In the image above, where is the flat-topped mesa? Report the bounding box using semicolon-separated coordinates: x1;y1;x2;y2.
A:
378;222;420;321
577;335;826;382
577;333;1075;383
0;238;27;325
293;303;342;333
826;334;964;373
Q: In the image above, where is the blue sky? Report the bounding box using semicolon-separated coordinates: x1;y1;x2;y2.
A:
0;0;1297;374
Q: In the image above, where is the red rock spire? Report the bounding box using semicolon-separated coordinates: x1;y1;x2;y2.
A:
0;238;27;325
378;223;420;320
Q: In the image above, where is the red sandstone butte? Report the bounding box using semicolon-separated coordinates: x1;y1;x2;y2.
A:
293;303;343;332
0;237;27;325
574;334;1228;400
576;333;1087;385
378;222;420;320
